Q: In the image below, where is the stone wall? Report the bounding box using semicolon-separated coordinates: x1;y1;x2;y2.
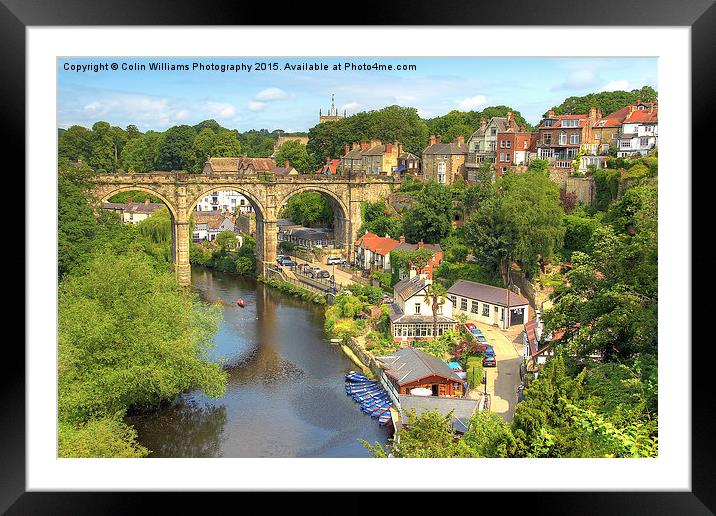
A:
549;169;595;205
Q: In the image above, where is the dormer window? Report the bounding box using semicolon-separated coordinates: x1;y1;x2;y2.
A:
544;119;554;127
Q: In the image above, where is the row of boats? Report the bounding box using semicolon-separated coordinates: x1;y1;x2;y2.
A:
345;371;392;426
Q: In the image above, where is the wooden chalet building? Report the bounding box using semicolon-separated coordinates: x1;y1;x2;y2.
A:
376;347;465;397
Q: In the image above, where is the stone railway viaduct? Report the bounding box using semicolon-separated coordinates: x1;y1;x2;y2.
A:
91;172;398;286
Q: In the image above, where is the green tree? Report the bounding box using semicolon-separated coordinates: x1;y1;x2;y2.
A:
363;409;477;458
88;121;117;172
215;230;239;251
281;192;333;227
423;282;448;338
157;125;197;171
274;139;314;173
546;86;658;117
461;412;517;457
121;131;162;172
59;125;92;162
402;181;453;243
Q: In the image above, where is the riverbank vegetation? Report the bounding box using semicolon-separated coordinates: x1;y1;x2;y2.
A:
256;275;327;305
57;159;228;457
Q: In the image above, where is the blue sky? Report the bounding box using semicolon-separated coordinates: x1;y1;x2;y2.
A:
57;57;657;132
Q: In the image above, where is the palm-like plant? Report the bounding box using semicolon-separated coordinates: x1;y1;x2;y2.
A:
423;282;448;338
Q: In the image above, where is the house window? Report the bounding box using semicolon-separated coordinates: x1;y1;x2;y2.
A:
559;131;567;145
506;140;511;148
640;137;649;147
563;119;580;128
543;119;553;127
506;153;511;161
543;133;552;145
500;152;505;162
482;304;490;316
460;298;468;311
594;132;601;140
450;295;456;307
490;128;497;136
500;140;505;148
570;134;580;145
471;301;478;313
437;162;446;183
415;303;421;314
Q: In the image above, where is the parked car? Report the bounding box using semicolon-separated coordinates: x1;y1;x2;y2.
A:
464;322;477;333
279;258;297;267
311;269;330;279
326;256;346;265
476;334;488;344
276;254;286;263
483;353;497;367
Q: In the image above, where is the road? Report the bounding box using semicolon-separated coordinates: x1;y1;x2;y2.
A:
474;322;523;422
286;254;357;288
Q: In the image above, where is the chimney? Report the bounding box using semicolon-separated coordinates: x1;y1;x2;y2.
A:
370;139;381;148
344;144;350;156
385;143;392;154
409;268;417;279
547;110;555;118
480;118;487;130
455;135;465;146
589;107;597;119
417;240;424;249
127;197;132;204
399;235;406;244
144;198;150;205
507;111;515;129
429;134;437;146
597;109;602;119
436;135;442;144
519;125;526;133
285;160;290;169
360;141;370;151
352;141;360;151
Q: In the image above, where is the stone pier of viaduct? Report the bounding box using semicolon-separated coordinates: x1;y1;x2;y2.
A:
91;172;398;286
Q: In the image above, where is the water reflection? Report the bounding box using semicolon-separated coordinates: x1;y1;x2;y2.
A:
128;267;389;457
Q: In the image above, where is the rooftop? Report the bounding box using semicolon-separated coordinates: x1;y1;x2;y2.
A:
447;279;530;307
355;232;401;256
376;347;463;386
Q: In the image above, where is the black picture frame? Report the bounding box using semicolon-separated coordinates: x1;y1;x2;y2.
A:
5;0;712;512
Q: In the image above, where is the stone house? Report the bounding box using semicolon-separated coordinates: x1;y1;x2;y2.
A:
361;140;401;175
494;112;538;176
465;117;508;179
421;135;467;184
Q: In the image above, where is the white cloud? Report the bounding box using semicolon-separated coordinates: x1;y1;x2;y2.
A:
203;101;237;119
254;87;289;101
458;95;487;110
601;80;630;92
174;110;190;121
248;101;267;112
341;101;361;112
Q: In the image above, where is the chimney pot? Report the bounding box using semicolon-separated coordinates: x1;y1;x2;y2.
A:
345;144;350;156
547;110;555;118
455;135;465;145
385;143;392;154
399;235;406;243
285;160;290;168
429;135;437;146
144;198;150;205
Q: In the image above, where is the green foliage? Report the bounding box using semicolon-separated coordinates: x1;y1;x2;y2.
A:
156;125;197;171
121;132;162;172
108;190;161;204
413;330;456;359
307;105;429;160
363;409;478;458
359;200;402;238
274;139;316;173
593;168;621;211
281;191;333;227
256;276;326;305
59;125;92;162
402;181;453;243
427;106;531;139
434;258;502;289
58;417;148;458
215;230;239;251
562;214;602;260
604;181;658;235
466;356;484;389
370;270;392;291
545;86;658;117
462;412;517;457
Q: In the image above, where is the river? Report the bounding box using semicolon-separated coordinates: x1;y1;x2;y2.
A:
127;266;390;457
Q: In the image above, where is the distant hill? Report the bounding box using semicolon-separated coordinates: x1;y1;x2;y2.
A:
547;86;657;118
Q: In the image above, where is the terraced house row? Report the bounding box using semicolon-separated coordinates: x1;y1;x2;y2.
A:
336;101;658;184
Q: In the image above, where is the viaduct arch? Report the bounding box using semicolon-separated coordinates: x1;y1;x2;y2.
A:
92;172;398;286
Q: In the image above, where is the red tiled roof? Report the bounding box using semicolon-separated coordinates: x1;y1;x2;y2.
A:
356;232;401;256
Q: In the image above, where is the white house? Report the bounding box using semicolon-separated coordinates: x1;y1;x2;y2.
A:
192;211;238;242
387;272;457;342
354;232;401;271
447;279;530;330
617;103;658;157
103;199;164;224
195;190;254;214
